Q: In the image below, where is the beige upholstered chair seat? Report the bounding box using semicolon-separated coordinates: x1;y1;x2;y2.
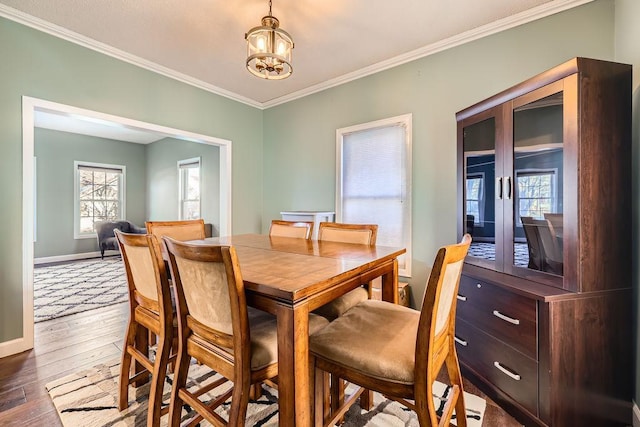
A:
312;286;369;320
310;300;419;385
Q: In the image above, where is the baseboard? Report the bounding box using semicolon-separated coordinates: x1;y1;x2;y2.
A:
34;250;118;265
0;336;31;358
633;401;640;427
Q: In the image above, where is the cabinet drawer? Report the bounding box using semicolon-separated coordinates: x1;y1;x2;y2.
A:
456;275;537;359
455;318;538;416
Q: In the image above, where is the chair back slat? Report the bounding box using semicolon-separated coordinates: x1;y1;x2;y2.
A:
318;222;378;245
125;244;161;303
434;258;465;336
269;220;313;239
174;256;233;335
146;219;206;242
115;230;169;310
163;237;248;351
418;234;471;357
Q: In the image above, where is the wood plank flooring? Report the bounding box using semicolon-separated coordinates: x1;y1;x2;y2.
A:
0;303;128;426
0;302;522;426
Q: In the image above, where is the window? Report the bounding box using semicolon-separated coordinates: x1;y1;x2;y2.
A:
516;169;557;223
465;173;484;225
178;157;201;220
74;161;125;238
336;114;412;276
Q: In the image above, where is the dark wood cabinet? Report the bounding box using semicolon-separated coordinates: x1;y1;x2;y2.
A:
455;58;632;426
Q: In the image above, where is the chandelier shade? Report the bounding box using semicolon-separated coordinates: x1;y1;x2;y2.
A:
245;1;294;80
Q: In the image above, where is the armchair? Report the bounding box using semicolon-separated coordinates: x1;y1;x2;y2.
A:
95;220;146;259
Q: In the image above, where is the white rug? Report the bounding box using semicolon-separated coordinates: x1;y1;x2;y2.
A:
45;359;486;426
34;257;128;322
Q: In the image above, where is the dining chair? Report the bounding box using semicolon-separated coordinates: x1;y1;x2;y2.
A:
536;219;563;275
543;212;563;238
309;234;472;427
314;222;379;320
145;219;207;242
269;219;314;239
521;216;544;271
163;237;329;426
313;221;379;419
114;230;177;427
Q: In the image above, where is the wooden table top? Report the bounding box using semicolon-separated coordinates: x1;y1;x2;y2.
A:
196;234;406;303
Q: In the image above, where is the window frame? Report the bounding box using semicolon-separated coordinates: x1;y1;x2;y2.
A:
74;160;126;239
335;114;412;277
465;172;485;227
515;167;558;226
178;157;202;220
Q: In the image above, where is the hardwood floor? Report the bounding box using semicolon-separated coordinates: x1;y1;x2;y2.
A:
0;302;521;426
0;303;128;426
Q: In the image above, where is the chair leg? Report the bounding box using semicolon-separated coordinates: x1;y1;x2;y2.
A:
228;376;251;426
133;325;150;387
249;383;263;400
168;349;191;427
359;389;374;410
330;376;346;424
118;319;137;410
146;331;172;427
446;352;467;427
312;366;330;426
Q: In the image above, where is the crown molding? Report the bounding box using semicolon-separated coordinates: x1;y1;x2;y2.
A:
0;4;263;109
261;0;595;108
1;0;594;110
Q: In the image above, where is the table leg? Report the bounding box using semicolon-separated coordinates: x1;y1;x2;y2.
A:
276;302;312;427
381;258;399;303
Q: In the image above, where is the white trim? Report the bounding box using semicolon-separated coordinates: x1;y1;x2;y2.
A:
16;96;233;358
73;160;127;239
0;1;594;110
633;402;640;427
34;251;118;265
177;157;202;220
335;113;413;277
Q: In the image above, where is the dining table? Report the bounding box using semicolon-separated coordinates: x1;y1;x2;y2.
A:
188;233;407;426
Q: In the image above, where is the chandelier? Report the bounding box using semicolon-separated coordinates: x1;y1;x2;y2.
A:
245;0;294;80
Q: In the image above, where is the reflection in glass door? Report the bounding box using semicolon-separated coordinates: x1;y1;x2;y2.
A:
463;117;497;269
512;92;564;276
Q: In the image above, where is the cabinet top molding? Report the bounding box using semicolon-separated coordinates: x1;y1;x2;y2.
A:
456;57;632;121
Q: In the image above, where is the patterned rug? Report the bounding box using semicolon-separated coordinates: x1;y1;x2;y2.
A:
34;257;128;322
46;359;486;426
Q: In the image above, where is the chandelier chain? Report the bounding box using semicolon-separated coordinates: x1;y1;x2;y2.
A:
268;0;272;16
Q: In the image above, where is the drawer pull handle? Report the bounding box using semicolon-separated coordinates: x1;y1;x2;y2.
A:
494;361;521;381
456;294;467;302
454;336;468;346
476;283;482;288
493;310;520;325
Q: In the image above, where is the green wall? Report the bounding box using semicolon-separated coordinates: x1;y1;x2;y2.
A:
0;16;263;342
34;128;147;258
146;137;220;230
263;0;616;307
33;132;221;259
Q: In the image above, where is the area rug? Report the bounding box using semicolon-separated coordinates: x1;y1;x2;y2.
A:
34;257;128;322
45;359;486;426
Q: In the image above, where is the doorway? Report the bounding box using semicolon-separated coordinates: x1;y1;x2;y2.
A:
13;96;232;357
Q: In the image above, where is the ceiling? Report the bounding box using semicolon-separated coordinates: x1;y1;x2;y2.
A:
0;0;593;110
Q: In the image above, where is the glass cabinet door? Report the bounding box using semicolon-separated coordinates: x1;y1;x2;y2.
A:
510;91;564;278
462;114;500;271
